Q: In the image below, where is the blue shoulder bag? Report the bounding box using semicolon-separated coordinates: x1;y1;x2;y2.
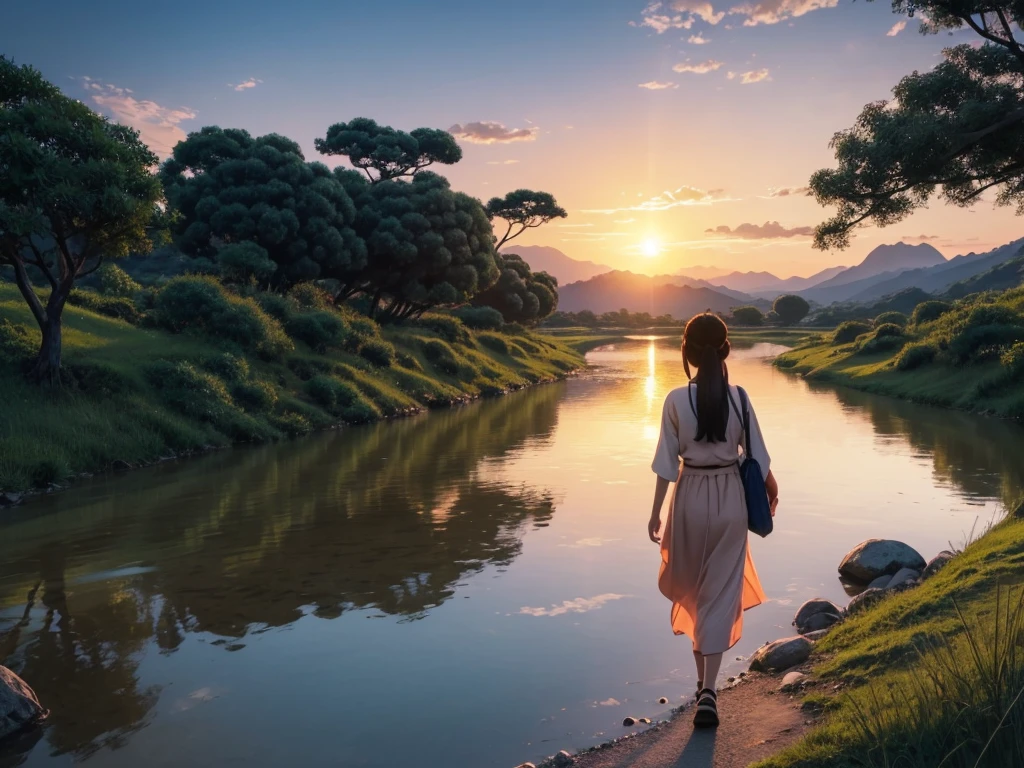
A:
731;387;773;538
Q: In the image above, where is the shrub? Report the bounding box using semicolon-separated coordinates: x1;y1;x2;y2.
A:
874;311;908;327
305;374;360;412
151;276;293;359
422;339;460;375
773;294;811;325
451;306;504;330
896;342;937;371
216;243;277;284
396;351;420;369
945;304;1024;364
359;338;396;367
286;310;352;352
911;300;953;325
873;322;904;338
255;292;297;323
833;321;872;345
144;360;234;421
731;306;764;326
0;318;35;363
97;263;142;297
1002;342;1024;378
270;411;312;436
201;352;250;382
231;379;278;413
63;360;135;395
287;282;334;310
415;313;471;344
341;398;382;424
478;333;510;354
857;334;906;355
68;290;142;324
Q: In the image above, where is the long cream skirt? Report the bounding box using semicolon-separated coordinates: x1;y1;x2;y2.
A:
657;465;766;654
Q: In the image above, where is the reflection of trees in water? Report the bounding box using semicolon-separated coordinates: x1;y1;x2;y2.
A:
807;381;1024;505
0;383;564;761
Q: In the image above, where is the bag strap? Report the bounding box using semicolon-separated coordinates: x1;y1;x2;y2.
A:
726;386;753;459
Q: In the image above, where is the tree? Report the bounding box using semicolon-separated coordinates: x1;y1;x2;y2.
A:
731;306;765;326
472;253;559;325
811;2;1024;249
773;294;811;325
314;118;462;184
346;172;499;318
486;190;568;250
0;57;164;386
161;127;366;290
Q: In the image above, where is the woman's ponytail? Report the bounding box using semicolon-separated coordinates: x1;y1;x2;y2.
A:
682;313;731;443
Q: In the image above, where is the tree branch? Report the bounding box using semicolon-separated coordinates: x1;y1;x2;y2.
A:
25;241;58;291
962;13;1024;67
6;251;48;330
494;220;515;251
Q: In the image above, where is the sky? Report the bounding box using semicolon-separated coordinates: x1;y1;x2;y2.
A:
5;0;1021;278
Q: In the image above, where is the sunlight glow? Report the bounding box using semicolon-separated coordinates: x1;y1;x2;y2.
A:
641;239;660;258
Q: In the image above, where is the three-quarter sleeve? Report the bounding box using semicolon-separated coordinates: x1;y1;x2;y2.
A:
743;393;772;480
652;392;682;481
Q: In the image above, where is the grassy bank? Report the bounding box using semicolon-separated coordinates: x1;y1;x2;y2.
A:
543;326;820;354
0;282;582;493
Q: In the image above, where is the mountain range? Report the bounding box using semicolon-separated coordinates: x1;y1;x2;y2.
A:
557;271;754;317
498;245;614;285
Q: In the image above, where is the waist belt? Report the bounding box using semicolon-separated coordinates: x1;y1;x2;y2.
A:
684;461;739;470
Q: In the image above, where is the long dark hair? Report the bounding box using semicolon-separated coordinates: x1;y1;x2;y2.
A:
682;312;731;443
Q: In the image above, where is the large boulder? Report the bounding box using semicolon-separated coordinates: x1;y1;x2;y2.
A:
793;598;844;634
1;666;47;742
749;636;813;672
846;587;886;615
838;539;926;584
923;551;955;579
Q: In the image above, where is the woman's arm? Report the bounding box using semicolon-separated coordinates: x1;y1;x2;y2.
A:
766;470;779;516
648;476;671;543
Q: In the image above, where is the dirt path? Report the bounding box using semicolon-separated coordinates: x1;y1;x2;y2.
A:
568;673;814;768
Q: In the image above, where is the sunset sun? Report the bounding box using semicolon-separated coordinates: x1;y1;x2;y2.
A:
641;239;660;258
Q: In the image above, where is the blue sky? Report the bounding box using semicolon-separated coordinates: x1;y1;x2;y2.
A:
5;0;1018;276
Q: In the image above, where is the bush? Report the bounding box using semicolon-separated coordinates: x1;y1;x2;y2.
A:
68;290;142;324
64;360;135;395
415;313;471;344
305;374;360;412
773;294;810;325
254;292;297;322
201;352;250;382
833;320;872;345
896;342;937;371
286;310;352;352
216;242;277;284
857;334;906;355
422;338;460;375
0;318;35;363
874;311;908;327
451;306;504;330
144;360;234;421
97;263;142;297
231;379;278;413
1002;342;1024;378
911;300;953;325
287;282;334;310
731;306;764;326
873;322;904;338
948;325;1024;365
341;398;382;424
396;351;420;369
359;338;396;367
478;333;510;354
151;276;293;359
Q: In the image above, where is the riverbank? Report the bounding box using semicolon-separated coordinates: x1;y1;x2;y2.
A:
544;327;820;354
0;282;583;495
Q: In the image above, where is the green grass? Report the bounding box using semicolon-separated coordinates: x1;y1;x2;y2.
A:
0;283;583;492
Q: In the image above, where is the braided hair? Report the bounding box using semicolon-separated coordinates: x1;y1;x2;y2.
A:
682;312;732;443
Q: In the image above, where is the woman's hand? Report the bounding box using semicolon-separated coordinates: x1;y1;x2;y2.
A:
770;496;778;517
648;514;662;544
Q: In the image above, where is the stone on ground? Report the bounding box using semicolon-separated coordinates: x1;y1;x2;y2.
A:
552;750;573;766
887;567;921;591
780;671;806;693
847;587;886;615
803;628;830;641
793;598;843;634
0;666;47;742
923;551;955;579
748;636;813;672
838;539;926;583
867;574;892;590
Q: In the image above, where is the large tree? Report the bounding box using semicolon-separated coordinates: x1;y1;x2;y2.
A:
472;253;558;325
0;57;164;386
773;294;811;325
161;127;366;289
315;118;462;184
486;190;568;250
811;2;1024;249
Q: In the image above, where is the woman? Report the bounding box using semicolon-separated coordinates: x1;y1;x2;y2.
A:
648;312;778;728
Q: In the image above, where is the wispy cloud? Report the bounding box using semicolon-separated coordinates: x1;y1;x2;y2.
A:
705;220;813;239
449;121;539;144
79;77;195;158
886;20;907;36
688;33;710;43
767;186;812;197
584;185;732;214
903;234;939;241
486;159;520;165
729;0;839;26
519;594;630;617
229;78;262;91
631;0;724;32
673;59;724;74
727;68;771;84
638;80;679;89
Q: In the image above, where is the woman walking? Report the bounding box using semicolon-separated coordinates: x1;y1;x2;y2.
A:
648;312;778;728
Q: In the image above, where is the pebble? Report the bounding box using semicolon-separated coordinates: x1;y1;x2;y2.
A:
552;750;573;767
780;671;806;693
513;763;536;768
657;697;668;704
622;716;637;726
638;718;651;724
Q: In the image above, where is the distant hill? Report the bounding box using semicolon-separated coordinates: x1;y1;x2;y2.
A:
499;245;613;285
944;251;1024;298
676;265;735;281
801;242;947;304
708;265;850;296
558;271;754;318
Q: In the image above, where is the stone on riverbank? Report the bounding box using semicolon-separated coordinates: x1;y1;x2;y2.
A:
749;636;813;672
867;574;892;590
923;551;955;579
803;629;830;642
780;672;806;693
552;750;573;766
793;598;843;634
838;539;926;583
622;716;637;726
887;567;921;591
0;666;47;742
513;763;536;768
846;587;886;615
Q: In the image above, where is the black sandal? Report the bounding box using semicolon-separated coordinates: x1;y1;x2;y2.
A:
693;688;719;728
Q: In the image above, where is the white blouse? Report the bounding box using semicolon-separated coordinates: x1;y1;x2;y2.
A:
651;383;771;482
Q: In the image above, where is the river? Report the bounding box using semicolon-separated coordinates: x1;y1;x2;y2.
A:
2;338;1023;768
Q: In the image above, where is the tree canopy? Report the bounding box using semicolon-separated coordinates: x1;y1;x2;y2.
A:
315;118;462;184
472;253;559;325
773;294;811;325
486;190;568;251
811;2;1024;249
731;306;765;326
0;56;164;385
160;126;366;288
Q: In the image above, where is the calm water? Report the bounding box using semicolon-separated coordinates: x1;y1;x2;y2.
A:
3;339;1024;768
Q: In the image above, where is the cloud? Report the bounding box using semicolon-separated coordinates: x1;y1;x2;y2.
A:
449;121;539;144
705;220;813;239
229;78;262;91
638;80;679;89
599;698;622;706
583;185;731;214
768;186;812;197
80;77;195;158
887;20;907;36
486;159;520;165
904;234;939;241
673;59;724;74
727;68;771;84
519;594;630;617
729;0;838;26
688;33;710;43
632;0;724;32
614;218;637;224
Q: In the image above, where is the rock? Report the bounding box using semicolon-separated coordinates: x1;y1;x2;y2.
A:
801;612;842;633
887;567;921;591
111;459;132;471
638;718;651;724
622;716;637;726
838;539;926;583
804;629;830;642
780;672;806;692
657;697;668;704
0;666;47;742
847;587;886;615
793;598;844;634
749;636;813;672
867;574;892;590
0;492;22;508
923;551;955;579
552;750;573;767
513;764;536;768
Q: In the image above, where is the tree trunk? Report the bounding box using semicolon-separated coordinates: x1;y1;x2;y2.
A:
30;314;63;388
